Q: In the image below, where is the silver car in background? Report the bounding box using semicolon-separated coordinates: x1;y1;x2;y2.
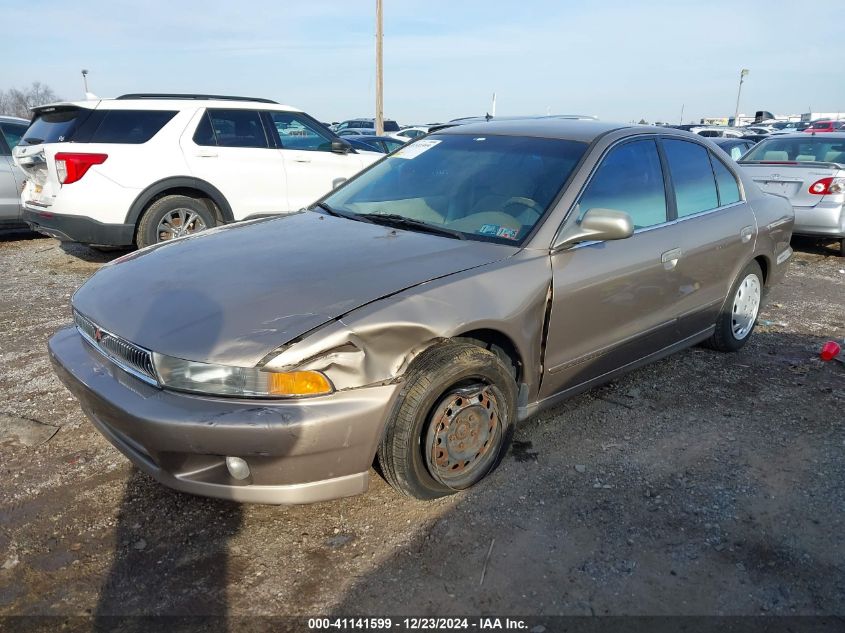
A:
739;133;845;256
0;115;30;227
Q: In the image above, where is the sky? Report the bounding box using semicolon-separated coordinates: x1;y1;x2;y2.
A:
3;0;844;125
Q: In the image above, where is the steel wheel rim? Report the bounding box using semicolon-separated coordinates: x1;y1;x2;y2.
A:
157;208;207;242
425;384;502;489
731;273;761;340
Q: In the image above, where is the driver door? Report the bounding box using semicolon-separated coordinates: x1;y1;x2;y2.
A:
540;138;687;399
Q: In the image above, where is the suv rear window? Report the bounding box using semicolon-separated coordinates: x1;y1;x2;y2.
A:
22;107;87;145
90;110;177;144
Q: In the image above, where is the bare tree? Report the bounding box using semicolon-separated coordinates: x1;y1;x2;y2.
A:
0;82;60;118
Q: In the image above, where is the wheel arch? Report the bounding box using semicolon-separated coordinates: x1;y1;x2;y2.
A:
451;327;524;384
125;177;235;230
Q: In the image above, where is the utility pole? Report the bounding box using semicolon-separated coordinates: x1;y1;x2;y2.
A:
375;0;384;136
679;103;684;125
81;69;89;96
733;68;749;126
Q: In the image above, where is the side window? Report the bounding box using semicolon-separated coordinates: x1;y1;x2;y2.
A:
193;111;216;146
269;112;333;151
577;139;667;229
90;110;177;144
1;123;28;150
663;139;719;218
206;109;268;148
730;146;742;161
709;152;741;205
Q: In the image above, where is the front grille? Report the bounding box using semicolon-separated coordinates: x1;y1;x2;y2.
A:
74;311;158;385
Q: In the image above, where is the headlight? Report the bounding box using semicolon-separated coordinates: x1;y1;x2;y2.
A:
152;353;333;398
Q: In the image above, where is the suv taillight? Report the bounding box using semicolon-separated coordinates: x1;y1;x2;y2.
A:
808;177;845;195
55;152;108;184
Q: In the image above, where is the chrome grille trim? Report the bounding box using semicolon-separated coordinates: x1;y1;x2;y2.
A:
73;311;159;386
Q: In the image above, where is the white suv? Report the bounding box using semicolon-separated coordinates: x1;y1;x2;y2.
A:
13;94;380;248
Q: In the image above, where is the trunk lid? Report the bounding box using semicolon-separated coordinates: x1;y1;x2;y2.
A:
740;162;844;208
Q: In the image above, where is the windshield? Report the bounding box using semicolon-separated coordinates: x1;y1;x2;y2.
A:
22;107;90;145
741;137;845;164
321;134;587;244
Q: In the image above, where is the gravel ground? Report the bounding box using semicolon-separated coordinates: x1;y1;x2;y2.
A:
0;231;843;622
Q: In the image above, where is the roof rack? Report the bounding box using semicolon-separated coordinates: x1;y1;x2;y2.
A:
116;93;278;104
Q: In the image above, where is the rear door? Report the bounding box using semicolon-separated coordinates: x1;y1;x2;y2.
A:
181;108;287;219
660;137;757;336
265;111;374;211
542;138;688;397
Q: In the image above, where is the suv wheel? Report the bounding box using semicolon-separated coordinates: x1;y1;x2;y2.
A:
137;195;216;248
377;341;516;499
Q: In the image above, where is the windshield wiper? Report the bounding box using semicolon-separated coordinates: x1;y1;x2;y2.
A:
314;202;374;224
359;213;466;240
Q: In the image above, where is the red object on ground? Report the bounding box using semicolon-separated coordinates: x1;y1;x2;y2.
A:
820;341;842;361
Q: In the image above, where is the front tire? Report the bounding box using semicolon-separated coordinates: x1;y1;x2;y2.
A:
377;341;517;500
705;260;763;352
136;195;216;249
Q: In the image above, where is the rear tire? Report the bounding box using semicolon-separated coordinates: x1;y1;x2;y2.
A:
704;260;763;352
136;195;216;249
838;238;845;257
377;341;517;500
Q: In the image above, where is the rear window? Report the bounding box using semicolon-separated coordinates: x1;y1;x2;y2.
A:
810;122;830;129
22;107;86;145
89;110;177;144
741;137;845;163
383;120;400;132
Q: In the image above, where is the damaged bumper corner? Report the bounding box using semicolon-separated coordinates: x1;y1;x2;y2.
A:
48;326;401;504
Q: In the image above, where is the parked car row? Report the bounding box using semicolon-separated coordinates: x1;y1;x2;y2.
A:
0;115;30;228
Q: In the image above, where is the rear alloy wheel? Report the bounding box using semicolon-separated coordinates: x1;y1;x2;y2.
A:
378;341;516;499
704;260;763;352
136;195;216;249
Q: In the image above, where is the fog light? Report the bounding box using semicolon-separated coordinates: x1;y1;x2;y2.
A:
225;456;251;480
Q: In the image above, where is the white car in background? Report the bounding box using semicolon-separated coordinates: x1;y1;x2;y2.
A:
13;94;378;248
693;127;746;138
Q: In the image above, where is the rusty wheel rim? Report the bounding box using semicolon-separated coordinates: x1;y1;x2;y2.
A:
425;384;502;489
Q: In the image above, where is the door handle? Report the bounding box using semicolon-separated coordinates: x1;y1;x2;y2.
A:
195;150;218;158
740;225;754;243
293;158;312;163
661;248;682;269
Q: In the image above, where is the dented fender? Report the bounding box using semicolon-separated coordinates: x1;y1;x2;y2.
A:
263;250;553;400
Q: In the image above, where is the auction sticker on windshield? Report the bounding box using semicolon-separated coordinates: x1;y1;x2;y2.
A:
394;139;441;159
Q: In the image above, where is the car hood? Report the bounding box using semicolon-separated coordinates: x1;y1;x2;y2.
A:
72;212;514;367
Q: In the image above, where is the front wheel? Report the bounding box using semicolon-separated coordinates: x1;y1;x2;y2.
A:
705;260;763;352
377;341;517;499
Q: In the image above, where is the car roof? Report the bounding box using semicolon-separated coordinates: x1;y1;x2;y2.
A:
354;135;401;141
31;97;303;114
434;118;638;142
758;132;845;139
0;115;30;124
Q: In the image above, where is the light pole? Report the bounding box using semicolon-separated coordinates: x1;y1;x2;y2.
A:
81;69;89;96
733;68;749;126
375;0;384;136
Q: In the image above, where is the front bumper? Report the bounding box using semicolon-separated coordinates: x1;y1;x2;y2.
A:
49;326;400;504
792;201;845;238
23;208;135;246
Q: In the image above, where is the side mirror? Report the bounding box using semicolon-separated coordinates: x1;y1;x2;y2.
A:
553;208;634;251
331;138;353;154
